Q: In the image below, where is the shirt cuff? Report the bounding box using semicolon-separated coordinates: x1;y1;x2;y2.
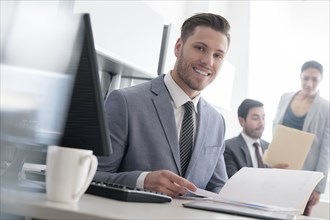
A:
136;171;150;189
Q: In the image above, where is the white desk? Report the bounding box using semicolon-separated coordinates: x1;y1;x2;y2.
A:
0;189;322;220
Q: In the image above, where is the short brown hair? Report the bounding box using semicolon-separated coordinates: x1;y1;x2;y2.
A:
180;13;231;48
238;99;264;120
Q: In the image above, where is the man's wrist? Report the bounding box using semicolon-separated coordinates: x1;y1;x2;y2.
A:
136;171;150;189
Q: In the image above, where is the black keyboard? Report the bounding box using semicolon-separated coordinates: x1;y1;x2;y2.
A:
86;181;172;203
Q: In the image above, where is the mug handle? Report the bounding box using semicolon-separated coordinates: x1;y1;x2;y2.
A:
72;154;98;201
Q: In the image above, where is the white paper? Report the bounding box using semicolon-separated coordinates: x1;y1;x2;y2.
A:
184;167;323;214
185;187;298;212
185;187;222;200
218;167;323;214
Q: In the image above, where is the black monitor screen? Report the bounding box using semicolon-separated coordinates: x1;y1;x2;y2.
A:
60;14;112;156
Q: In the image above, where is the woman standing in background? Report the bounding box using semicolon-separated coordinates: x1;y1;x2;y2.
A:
273;60;329;216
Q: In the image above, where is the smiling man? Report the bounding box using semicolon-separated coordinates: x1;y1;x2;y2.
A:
95;13;231;197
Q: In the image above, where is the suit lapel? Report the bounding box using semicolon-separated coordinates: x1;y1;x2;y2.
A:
151;75;181;173
238;134;253;167
185;99;208;177
277;93;294;125
303;93;321;131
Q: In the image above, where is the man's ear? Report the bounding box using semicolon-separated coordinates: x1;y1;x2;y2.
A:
174;38;182;57
238;117;245;127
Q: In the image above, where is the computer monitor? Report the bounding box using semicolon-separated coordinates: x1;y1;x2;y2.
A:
59;14;112;156
1;12;112;189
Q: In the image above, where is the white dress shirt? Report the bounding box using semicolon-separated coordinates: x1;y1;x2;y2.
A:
241;132;263;168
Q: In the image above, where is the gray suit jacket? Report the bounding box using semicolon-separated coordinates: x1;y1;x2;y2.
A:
224;134;269;178
95;74;228;193
273;92;329;193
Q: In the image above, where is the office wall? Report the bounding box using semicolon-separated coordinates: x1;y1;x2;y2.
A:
74;1;164;78
248;1;329;141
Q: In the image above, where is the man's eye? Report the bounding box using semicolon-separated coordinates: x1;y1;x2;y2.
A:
214;54;223;60
195;46;205;52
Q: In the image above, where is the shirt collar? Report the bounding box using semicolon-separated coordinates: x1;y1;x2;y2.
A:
241;132;259;146
164;72;200;113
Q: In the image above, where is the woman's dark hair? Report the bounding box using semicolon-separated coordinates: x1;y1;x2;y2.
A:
301;60;323;75
180;13;231;47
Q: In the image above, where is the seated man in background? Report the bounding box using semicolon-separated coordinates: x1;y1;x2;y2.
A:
95;13;231;197
224;99;287;178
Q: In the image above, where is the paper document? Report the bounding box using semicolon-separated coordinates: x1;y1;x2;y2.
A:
185;187;222;200
183;200;297;220
185;167;323;214
263;125;315;170
183;168;322;219
184;187;290;212
219;167;323;214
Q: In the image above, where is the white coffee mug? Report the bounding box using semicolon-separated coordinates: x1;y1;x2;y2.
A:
46;146;97;203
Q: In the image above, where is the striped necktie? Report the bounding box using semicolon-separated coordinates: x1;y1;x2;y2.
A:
180;101;194;177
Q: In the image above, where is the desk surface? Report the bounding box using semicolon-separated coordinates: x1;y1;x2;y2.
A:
0;189;322;220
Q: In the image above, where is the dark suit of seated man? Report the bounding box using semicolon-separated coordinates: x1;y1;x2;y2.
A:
224;99;287;178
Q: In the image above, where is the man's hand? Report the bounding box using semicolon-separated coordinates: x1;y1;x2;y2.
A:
144;170;197;198
272;163;289;169
304;190;321;216
308;191;320;207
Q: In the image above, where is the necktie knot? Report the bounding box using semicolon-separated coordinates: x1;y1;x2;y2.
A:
183;101;194;113
253;142;260;148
